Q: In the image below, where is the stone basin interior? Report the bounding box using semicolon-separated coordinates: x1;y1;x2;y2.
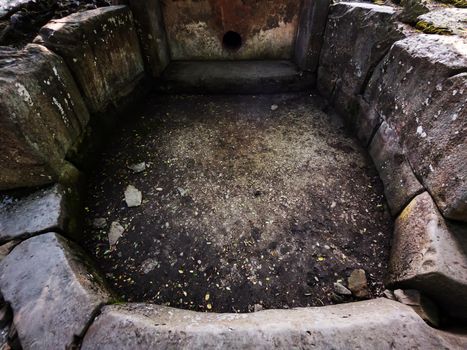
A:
83;93;392;312
0;0;466;348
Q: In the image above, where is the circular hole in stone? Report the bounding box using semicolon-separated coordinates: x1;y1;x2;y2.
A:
222;31;242;51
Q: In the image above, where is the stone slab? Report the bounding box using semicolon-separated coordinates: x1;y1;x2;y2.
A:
365;35;467;221
369;121;424;216
37;6;144;114
82;299;465;349
0;44;90;190
0;232;111;350
158;60;315;94
127;0;170;77
317;2;404;118
294;0;331;73
387;192;467;318
0;184;80;243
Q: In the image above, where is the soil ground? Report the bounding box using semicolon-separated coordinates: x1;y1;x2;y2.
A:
83;92;393;313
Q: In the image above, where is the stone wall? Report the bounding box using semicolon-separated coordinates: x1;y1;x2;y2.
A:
161;0;302;60
316;1;467;319
0;1;466;348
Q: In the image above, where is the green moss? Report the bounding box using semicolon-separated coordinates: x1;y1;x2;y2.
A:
415;20;453;35
436;0;467;8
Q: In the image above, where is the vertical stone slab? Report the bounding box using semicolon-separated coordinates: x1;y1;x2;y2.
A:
369;121;424;216
0;44;90;190
128;0;170;77
318;2;404;118
365;35;467;222
294;0;331;73
37;6;145;114
387;192;467;318
0;233;112;350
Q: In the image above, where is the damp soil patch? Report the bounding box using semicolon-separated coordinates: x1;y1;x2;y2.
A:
83;93;393;313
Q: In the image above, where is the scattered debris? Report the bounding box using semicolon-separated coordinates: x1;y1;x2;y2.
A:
141;258;160;274
127;162;146;173
92;217;107;229
108;221;125;248
124;185;142;207
383;289;397;301
334;282;352;296
253;304;263;312
348;269;369;298
177;187;188;197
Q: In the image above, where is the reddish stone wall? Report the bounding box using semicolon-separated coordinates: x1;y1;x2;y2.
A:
162;0;302;60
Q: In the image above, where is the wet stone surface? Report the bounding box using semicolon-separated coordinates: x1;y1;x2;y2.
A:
83;93;393;313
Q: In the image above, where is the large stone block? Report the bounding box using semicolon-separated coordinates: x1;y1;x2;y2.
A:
387;192;467;318
365;35;467;221
294;0;331;73
317;2;404;116
0;232;111;350
37;6;145;114
128;0;170;77
369;121;424;216
81;299;463;349
0;44;89;190
0;184;81;243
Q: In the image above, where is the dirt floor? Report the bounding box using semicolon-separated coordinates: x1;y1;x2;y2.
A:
83;93;393;313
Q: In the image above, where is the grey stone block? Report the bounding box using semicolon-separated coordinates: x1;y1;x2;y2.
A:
0;44;90;190
369;121;424;216
37;6;145;114
0;232;111;350
317;2;404;116
0;184;80;243
366;35;467;221
82;299;464;349
387;192;467;318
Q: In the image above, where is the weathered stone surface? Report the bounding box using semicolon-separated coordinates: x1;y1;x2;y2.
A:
396;0;429;24
0;184;80;243
127;0;170;77
0;232;111;350
162;0;302;60
393;289;439;327
369;121;424;215
353;95;383;146
387;192;467;318
318;2;404;117
159;61;314;94
0;44;89;190
366;35;467;221
82;299;465;349
37;6;144;114
417;8;467;36
294;0;330;73
0;240;19;262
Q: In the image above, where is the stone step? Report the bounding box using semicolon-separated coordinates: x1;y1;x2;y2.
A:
156;60;314;94
81;299;467;349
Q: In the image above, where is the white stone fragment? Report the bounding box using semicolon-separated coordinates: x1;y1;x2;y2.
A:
108;221;125;247
124;185;142;207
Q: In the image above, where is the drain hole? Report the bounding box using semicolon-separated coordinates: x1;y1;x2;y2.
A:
223;31;242;51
